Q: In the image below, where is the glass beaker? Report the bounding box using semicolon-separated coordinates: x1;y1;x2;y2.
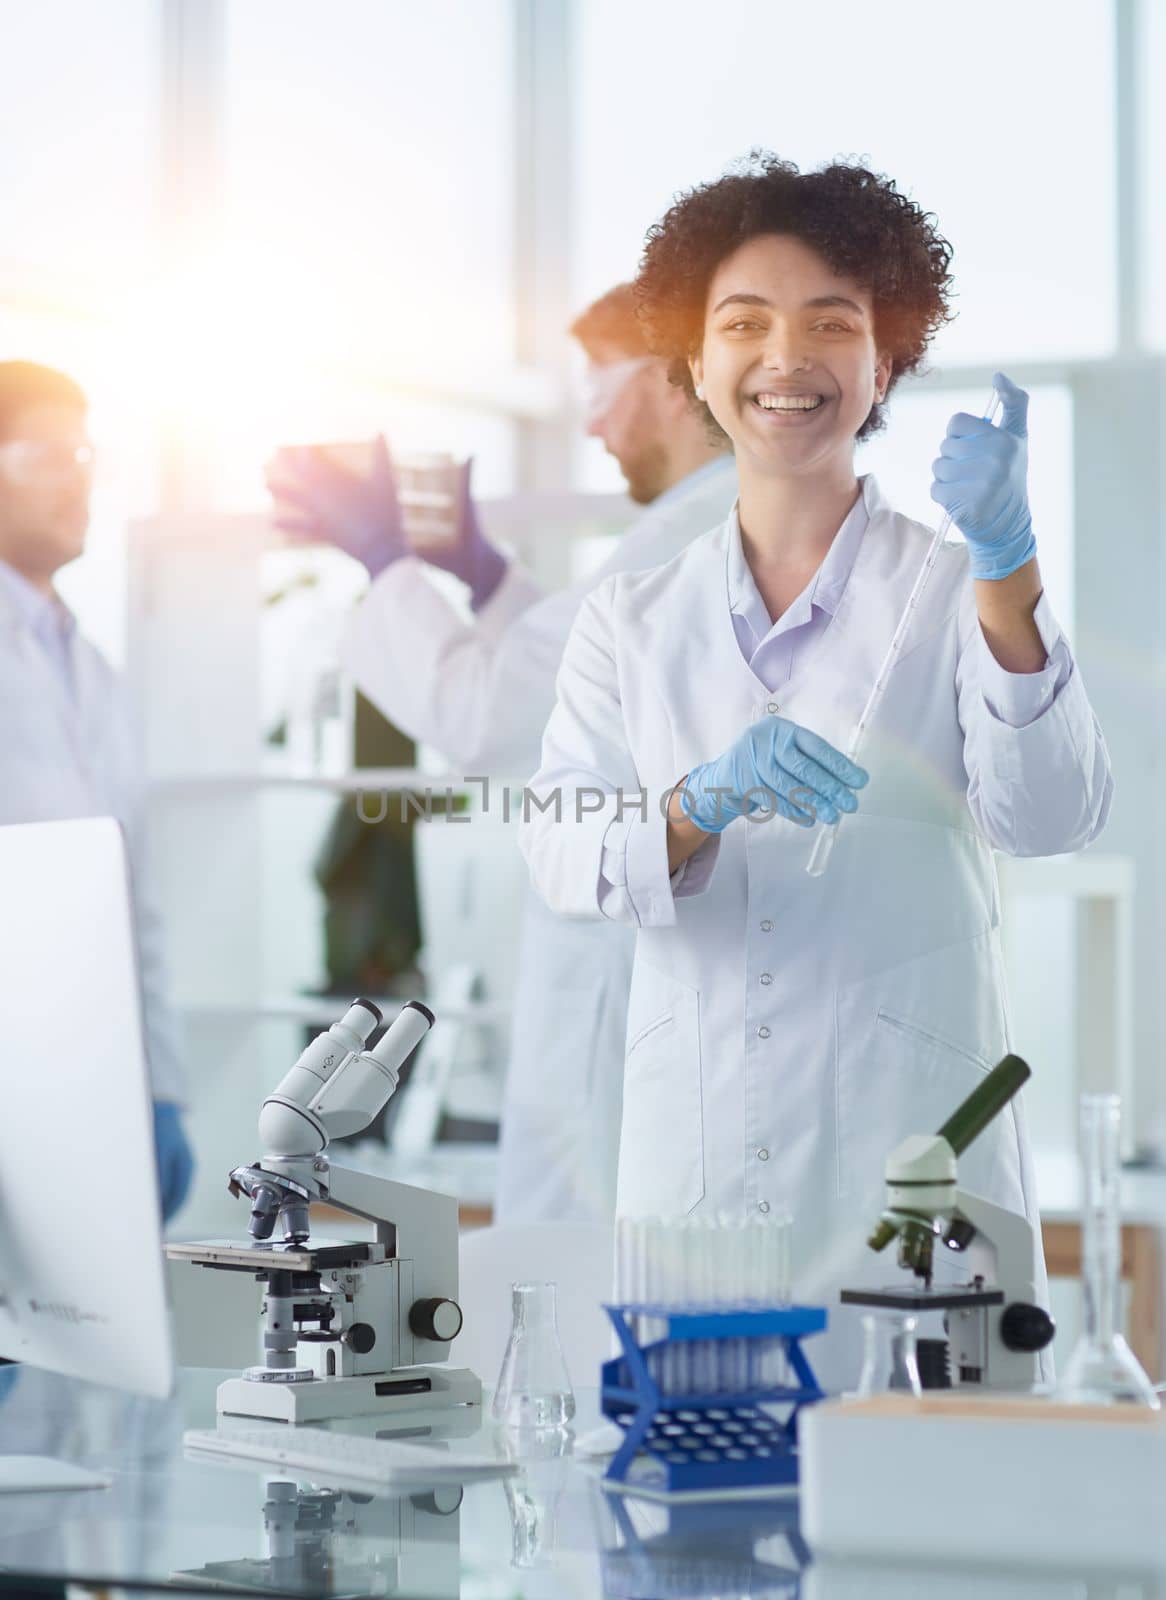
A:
855;1312;924;1397
270;442;464;549
1057;1094;1160;1408
492;1282;576;1430
395;452;464;548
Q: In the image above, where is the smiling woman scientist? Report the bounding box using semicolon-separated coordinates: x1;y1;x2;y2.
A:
520;154;1112;1387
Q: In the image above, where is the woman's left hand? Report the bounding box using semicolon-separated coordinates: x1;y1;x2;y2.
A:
931;372;1038;581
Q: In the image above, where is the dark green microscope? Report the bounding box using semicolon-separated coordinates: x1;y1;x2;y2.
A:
842;1054;1055;1389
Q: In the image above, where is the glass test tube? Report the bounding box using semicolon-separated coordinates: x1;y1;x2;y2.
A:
617;1211;794;1396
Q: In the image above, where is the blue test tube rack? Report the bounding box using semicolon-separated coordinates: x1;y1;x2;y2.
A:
601;1303;827;1496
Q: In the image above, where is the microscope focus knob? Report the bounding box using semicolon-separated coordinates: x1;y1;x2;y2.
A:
409;1297;463;1342
1000;1302;1056;1353
341;1322;377;1355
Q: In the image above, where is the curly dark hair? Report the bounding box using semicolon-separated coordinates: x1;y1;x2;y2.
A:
634;152;955;442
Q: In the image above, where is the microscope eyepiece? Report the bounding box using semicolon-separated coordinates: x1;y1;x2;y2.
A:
347;997;383;1029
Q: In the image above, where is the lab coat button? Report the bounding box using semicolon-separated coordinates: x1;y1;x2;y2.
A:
758;1200;771;1214
760;919;774;932
757;1025;771;1039
760;972;772;985
766;701;780;715
757;1148;769;1161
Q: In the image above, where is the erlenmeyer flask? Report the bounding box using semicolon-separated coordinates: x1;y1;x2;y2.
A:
491;1282;576;1429
855;1312;924;1397
1058;1094;1160;1408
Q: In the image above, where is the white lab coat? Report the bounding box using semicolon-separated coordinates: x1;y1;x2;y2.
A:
342;461;737;1220
522;478;1112;1385
0;579;183;1101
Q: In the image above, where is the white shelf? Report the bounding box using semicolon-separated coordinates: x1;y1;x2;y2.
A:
149;766;475;796
177;995;509;1027
997;851;1134;898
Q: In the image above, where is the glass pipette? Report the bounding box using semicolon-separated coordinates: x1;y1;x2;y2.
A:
806;389;1003;878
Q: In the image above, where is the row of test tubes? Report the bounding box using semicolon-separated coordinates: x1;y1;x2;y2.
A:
615;1214;793;1397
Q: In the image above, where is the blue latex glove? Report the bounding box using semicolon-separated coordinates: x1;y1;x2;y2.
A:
930;372;1038;581
268;442;507;608
681;714;869;834
267;436;408;579
153;1101;194;1223
0;1363;18;1403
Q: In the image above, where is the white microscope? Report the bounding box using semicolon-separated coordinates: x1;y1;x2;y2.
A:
168;999;480;1423
841;1053;1055;1390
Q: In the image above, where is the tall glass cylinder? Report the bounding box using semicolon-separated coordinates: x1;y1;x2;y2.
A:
1058;1094;1159;1408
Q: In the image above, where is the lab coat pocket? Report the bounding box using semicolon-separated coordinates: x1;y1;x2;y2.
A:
873;1011;993;1077
833;932;1012;1207
627;1009;675;1055
618;968;704;1216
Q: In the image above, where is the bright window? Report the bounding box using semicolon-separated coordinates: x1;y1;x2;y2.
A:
573;0;1117;367
1140;0;1166;348
224;0;515;378
0;0;157;302
0;0;160;659
199;0;520;507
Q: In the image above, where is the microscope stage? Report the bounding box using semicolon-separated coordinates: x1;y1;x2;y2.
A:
840;1285;1005;1312
167;1238;385;1273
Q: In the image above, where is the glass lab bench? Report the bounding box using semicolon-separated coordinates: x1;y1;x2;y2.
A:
0;1365;1163;1599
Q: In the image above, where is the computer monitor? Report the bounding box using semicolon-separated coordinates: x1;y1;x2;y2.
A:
0;817;175;1398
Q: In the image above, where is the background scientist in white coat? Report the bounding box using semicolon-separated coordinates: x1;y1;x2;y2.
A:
267;284;735;1221
521;156;1112;1386
0;361;193;1221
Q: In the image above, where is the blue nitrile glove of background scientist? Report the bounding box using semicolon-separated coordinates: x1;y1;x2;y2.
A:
154;1100;194;1221
682;372;1039;830
267;436;508;610
0;1115;191;1405
0;1110;191;1402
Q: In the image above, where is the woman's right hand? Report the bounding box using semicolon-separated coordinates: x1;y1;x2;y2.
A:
679;714;868;834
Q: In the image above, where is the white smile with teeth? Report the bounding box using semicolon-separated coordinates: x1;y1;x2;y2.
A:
755;394;824;411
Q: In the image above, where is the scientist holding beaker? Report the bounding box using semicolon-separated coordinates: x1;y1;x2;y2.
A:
521;155;1112;1385
267;284;735;1223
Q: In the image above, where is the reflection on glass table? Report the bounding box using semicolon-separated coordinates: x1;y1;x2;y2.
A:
173;1475;461;1598
496;1423;575;1570
0;1363;183;1590
802;1553;1166;1600
593;1489;807;1599
6;1366;1166;1596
